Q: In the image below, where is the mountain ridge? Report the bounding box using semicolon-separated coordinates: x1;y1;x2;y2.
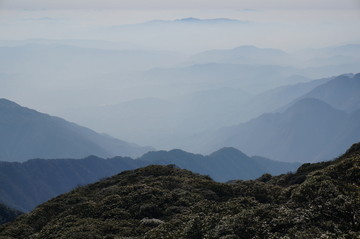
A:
0;98;152;162
1;143;358;238
185;73;360;162
297;73;360;112
0;147;299;212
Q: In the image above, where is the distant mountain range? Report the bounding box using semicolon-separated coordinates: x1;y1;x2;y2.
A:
117;18;249;28
174;17;246;24
232;76;332;120
1;41;359;151
2;72;358;164
61;73;358;151
0;148;299;212
298;73;360;112
139;147;299;181
0;98;152;162
189;74;360;162
190;45;291;65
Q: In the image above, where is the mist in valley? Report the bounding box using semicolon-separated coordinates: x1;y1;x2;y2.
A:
1;2;360;235
1;0;360;163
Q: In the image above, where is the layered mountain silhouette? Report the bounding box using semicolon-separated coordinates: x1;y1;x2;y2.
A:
298;73;360;112
65;74;333;149
223;76;331;123
0;148;299;212
203;98;358;162
1;143;358;237
0;98;152;162
0;156;146;212
140;148;299;181
188;73;360;162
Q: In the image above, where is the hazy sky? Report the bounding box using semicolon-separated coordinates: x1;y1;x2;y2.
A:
0;0;359;148
1;0;359;10
0;0;359;51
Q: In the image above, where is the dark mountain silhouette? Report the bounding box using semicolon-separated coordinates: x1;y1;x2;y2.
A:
0;98;152;162
0;203;22;225
0;148;299;212
1;143;358;238
140;147;299;182
201;98;359;162
0;156;147;212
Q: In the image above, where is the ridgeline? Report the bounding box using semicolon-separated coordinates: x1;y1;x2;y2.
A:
0;143;359;238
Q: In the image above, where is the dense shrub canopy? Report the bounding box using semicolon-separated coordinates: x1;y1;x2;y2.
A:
1;143;359;238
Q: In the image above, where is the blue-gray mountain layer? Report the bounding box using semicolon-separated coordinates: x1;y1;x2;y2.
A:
198;74;360;162
0;98;152;162
0;148;299;212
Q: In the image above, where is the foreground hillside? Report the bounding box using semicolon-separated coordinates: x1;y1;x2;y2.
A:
1;143;359;238
0;98;152;161
0;148;298;212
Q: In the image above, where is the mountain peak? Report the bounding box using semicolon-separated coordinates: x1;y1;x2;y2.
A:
210;147;249;159
234;45;258;50
140;149;195;162
232;45;286;55
353;73;360;79
300;73;360;112
2;144;357;238
0;99;151;161
175;17;200;22
344;142;360;156
286;98;338;115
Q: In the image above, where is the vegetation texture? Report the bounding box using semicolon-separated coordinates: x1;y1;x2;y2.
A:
0;148;299;212
0;143;359;238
